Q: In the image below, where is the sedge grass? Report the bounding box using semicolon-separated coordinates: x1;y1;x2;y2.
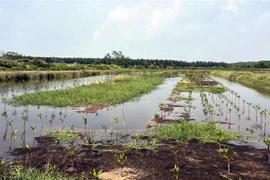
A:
212;70;270;96
153;120;239;143
173;82;227;94
9;76;163;106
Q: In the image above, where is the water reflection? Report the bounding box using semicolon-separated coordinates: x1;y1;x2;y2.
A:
0;76;181;156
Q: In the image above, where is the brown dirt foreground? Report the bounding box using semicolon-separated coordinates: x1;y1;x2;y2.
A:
11;137;270;180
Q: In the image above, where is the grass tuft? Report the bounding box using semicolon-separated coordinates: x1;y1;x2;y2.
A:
153;120;239;143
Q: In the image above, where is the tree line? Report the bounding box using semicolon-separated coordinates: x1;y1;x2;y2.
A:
1;51;270;69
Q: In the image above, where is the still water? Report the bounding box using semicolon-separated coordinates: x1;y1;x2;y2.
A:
0;76;182;157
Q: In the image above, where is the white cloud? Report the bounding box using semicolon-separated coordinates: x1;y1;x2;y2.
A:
258;12;269;20
238;27;248;33
222;0;241;14
92;30;100;40
92;0;182;42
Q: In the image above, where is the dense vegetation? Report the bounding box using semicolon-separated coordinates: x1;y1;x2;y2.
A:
9;75;163;106
1;51;270;70
212;70;270;96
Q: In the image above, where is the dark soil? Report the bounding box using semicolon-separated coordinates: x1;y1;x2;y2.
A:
10;136;270;180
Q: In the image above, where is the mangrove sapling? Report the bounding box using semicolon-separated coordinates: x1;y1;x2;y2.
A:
49;119;53;130
29;125;36;136
218;147;238;173
114;117;120;141
86;131;94;146
253;104;261;123
261;109;269;137
83;115;88;130
102;124;108;137
246;102;252;120
159;103;165;117
242;100;245;114
71;124;75;133
228;108;232;125
8;120;13;131
134;132;140;148
66;145;75;167
25;144;32;164
225;103;229;121
121;104;128;136
245;128;254;141
0;160;5;172
11;129;18;141
170;164;180;180
114;153;128;165
59;118;64;130
237;95;240;109
237;114;241;132
90;169;103;180
263;138;270;151
170;151;180;180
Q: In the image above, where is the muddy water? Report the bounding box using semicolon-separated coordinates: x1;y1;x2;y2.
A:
0;76;182;157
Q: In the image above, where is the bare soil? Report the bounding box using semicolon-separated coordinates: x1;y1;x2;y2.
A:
11;136;270;180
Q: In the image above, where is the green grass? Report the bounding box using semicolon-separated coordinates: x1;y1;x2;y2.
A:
168;95;193;101
153;120;239;143
212;70;270;96
45;130;80;144
173;82;227;94
9;76;163;106
0;164;89;180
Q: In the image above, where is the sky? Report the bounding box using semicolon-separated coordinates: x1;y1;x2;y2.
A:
0;0;270;63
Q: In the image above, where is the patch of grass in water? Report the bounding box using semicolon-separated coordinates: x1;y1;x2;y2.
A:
153;120;239;143
45;130;79;144
173;82;227;94
9;76;163;106
168;95;193;101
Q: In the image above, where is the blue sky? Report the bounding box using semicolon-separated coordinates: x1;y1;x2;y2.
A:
0;0;270;62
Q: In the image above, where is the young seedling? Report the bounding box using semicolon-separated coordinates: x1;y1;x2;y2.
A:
29;125;36;136
83;116;87;130
263;138;270;151
114;153;128;165
25;144;32;163
245;128;254;141
49;119;53;130
133;132;140;147
218;147;238;173
45;163;59;178
86;131;94;146
0;160;5;172
90;169;103;180
170;163;180;180
169;151;180;180
66;145;75;155
114;117;120;140
71;124;75;133
102;124;108;136
37;112;42;121
11;130;18;141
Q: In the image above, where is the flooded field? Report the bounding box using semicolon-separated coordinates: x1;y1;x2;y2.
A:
157;76;270;149
1;73;270;158
0;75;182;157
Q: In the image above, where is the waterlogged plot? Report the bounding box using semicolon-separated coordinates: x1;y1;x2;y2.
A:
0;75;181;156
1;73;270;179
152;74;270;148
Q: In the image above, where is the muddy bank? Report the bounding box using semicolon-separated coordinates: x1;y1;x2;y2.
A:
8;136;270;180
